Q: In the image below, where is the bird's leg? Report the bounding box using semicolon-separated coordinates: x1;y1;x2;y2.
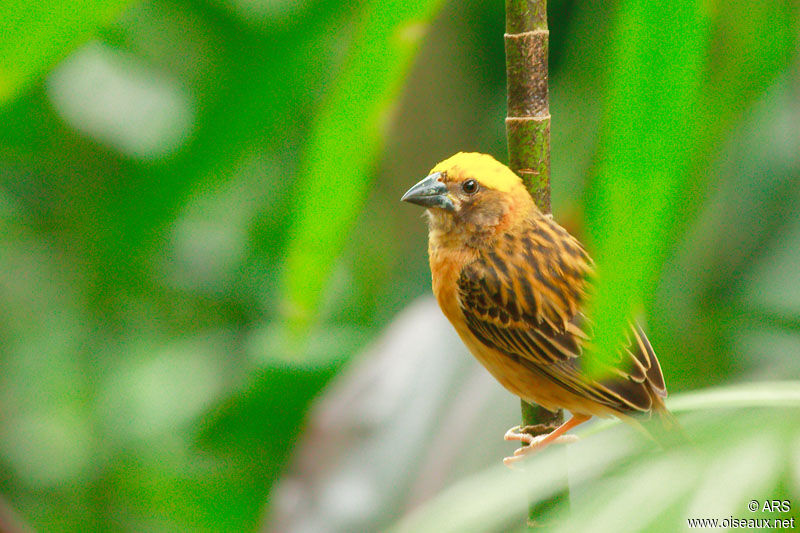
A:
503;414;590;467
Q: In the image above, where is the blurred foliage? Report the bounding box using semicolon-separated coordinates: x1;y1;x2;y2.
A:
0;0;798;531
0;0;134;102
390;383;800;533
280;0;444;344
585;0;798;375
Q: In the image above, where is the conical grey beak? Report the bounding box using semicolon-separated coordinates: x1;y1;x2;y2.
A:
400;172;455;212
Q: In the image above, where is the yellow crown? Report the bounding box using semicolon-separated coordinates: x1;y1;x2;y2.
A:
430;152;522;193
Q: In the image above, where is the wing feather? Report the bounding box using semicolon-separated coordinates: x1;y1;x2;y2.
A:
457;218;667;413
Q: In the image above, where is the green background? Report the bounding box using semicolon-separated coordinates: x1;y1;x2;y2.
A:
1;0;798;531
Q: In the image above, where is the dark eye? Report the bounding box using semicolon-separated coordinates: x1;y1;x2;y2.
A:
461;179;479;194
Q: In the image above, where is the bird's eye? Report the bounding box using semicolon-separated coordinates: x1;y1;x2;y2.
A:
461;179;479;195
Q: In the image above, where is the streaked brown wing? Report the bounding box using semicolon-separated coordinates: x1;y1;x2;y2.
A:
457;219;666;413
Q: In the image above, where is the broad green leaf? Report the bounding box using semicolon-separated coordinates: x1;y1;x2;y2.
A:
279;0;445;347
0;1;133;104
583;0;710;375
583;0;798;375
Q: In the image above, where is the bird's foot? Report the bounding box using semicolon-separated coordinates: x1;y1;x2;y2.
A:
503;426;578;467
502;414;591;468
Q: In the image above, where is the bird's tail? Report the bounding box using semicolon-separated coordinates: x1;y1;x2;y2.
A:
640;401;689;449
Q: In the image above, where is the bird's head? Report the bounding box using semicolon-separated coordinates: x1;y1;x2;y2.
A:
401;152;534;241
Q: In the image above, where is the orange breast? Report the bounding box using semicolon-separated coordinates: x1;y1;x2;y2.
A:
429;245;472;327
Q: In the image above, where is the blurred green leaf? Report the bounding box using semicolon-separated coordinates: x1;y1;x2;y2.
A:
389;382;800;533
279;0;445;345
697;0;799;160
1;0;798;530
667;381;800;411
0;0;133;104
584;0;798;375
195;361;336;529
583;0;710;374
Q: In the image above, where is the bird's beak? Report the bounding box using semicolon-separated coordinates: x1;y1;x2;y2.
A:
400;172;455;212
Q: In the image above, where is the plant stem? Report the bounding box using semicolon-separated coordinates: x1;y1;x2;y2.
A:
505;0;569;527
505;0;550;214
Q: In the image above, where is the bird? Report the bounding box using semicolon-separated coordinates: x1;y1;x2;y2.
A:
401;152;680;464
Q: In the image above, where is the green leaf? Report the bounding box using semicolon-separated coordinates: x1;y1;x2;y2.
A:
192;361;336;529
0;0;133;104
279;0;445;347
583;0;798;376
388;382;800;533
668;381;800;412
583;0;711;375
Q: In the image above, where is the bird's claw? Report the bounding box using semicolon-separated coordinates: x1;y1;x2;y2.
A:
504;425;537;444
503;427;579;468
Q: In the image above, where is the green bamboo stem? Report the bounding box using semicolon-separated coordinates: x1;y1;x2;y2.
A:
505;0;569;528
506;0;551;215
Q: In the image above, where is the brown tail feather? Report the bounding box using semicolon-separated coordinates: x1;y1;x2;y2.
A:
641;403;689;448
